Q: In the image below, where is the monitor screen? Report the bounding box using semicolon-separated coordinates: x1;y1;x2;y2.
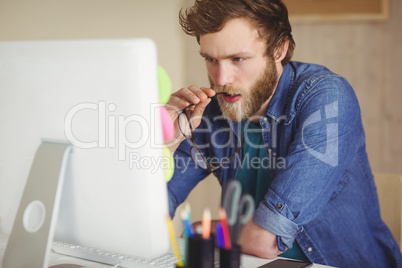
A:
0;39;170;259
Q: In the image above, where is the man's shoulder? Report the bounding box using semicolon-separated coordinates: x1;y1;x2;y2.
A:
289;61;343;86
288;61;353;100
279;61;356;123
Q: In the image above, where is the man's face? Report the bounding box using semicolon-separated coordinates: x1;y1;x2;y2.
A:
200;18;279;122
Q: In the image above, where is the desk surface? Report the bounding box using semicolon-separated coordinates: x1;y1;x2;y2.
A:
0;233;333;268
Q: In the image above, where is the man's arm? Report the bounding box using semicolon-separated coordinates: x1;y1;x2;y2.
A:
240;76;362;256
238;219;283;259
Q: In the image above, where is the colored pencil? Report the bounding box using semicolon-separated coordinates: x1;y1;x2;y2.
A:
166;216;184;267
202;208;211;239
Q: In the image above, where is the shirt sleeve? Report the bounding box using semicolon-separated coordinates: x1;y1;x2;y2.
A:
167;99;227;218
254;76;364;249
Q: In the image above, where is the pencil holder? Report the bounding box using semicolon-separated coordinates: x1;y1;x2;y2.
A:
186;234;214;268
219;244;241;268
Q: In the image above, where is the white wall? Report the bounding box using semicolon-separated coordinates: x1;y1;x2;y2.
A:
0;0;186;92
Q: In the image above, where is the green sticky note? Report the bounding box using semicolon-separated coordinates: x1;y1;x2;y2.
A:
158;66;172;105
163;146;174;182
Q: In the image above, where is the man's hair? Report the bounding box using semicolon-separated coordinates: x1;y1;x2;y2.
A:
179;0;295;65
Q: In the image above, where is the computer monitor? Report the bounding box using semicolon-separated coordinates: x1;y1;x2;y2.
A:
0;39;170;259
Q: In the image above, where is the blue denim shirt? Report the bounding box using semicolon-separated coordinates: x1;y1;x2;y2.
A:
167;61;402;267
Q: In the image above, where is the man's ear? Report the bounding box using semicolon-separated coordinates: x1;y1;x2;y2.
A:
274;39;289;63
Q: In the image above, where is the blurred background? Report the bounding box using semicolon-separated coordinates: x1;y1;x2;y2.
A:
0;0;401;232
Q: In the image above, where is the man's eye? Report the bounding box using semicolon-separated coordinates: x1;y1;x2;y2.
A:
233;57;244;62
205;57;216;62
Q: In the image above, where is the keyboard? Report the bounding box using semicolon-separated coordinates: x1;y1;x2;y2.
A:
51;241;179;268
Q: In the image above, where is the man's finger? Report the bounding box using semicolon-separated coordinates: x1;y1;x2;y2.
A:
190;98;212;122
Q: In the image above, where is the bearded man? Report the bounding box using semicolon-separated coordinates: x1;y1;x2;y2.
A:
165;0;402;267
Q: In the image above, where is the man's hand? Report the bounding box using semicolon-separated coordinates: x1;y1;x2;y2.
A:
165;85;216;153
238;219;283;259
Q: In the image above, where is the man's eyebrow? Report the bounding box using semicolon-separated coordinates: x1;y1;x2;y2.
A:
199;52;212;58
199;51;251;59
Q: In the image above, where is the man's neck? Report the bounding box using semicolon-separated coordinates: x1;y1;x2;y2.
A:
248;91;274;123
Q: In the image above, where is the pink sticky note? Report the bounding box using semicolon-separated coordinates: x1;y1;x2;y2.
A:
160;106;175;141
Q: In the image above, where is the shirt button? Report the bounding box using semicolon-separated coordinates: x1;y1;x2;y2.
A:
277;203;284;210
263;116;268;121
307;247;313;252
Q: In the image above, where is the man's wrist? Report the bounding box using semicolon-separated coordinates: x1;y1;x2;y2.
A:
166;135;185;154
276;236;287;252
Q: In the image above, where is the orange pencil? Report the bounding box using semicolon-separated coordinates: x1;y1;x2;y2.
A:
219;208;232;249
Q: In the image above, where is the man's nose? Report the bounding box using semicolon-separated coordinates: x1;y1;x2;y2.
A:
214;63;234;87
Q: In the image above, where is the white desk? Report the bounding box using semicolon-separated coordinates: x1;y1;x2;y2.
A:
0;233;333;268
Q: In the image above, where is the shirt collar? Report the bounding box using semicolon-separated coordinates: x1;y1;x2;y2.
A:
264;63;294;122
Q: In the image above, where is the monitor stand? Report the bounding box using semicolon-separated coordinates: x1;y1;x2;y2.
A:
2;141;72;268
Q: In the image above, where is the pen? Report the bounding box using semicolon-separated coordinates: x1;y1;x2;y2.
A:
181;205;193;266
166;216;184;267
181;209;194;237
219;207;232;249
184;203;194;235
215;222;225;248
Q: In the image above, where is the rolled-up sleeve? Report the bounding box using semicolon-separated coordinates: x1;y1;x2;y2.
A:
254;193;300;250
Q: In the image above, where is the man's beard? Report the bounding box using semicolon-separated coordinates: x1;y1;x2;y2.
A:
211;58;278;122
